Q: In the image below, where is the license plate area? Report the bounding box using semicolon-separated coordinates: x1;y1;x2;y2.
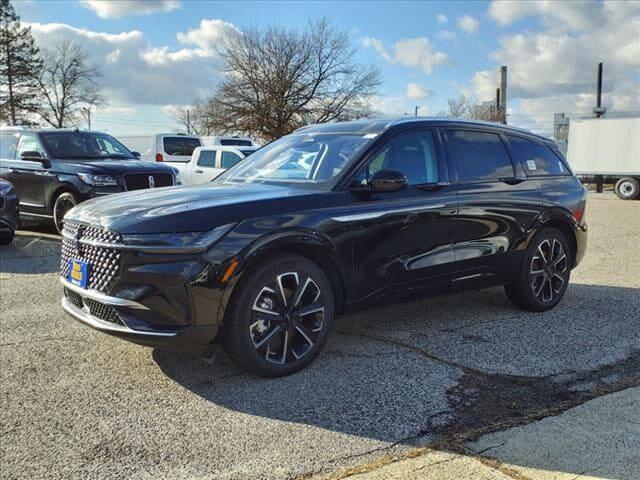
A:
68;259;89;289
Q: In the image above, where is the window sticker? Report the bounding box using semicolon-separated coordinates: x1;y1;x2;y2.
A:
526;159;537;170
363;133;378;139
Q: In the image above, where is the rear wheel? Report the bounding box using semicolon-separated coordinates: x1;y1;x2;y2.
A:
614;177;639;200
222;254;335;377
0;229;15;246
505;227;571;312
53;192;77;234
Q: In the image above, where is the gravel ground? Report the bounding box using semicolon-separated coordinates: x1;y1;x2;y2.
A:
0;193;638;480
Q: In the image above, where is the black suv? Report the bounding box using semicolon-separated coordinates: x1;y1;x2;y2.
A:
0;128;179;232
59;118;588;377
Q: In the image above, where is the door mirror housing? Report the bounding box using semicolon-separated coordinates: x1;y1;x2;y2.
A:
131;151;141;158
20;150;42;160
369;169;408;193
20;151;51;167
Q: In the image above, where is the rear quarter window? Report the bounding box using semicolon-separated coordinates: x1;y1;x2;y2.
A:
163;137;201;157
507;135;569;176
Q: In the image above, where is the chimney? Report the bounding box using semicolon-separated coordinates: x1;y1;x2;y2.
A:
499;66;507;124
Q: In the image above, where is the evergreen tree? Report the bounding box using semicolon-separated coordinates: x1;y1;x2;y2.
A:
0;0;43;125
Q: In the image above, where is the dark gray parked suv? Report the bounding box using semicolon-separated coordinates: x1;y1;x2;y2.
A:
0;127;180;233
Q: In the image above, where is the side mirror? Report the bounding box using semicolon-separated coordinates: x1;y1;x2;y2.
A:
20;151;51;168
369;169;408;193
131;151;141;158
20;150;42;160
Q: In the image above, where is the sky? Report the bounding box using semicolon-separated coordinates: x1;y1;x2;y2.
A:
14;0;640;137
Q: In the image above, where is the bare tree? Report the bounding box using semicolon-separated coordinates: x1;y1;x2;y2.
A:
207;19;381;141
33;40;104;128
441;94;502;122
170;100;217;136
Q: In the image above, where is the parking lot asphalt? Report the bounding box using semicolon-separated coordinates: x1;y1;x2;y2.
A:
1;193;639;480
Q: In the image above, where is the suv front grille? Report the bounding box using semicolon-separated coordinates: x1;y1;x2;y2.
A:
124;173;173;191
60;220;122;293
64;288;124;326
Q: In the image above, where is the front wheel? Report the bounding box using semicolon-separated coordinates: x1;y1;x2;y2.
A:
222;254;335;377
505;227;571;312
53;192;77;234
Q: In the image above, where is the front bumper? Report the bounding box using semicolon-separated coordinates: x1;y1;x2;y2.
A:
0;192;19;233
59;254;226;355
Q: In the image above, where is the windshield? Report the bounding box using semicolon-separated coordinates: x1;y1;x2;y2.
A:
216;133;372;189
40;132;135;160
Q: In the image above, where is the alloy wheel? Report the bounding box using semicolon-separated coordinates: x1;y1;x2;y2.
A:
54;195;76;233
249;272;325;365
529;238;569;304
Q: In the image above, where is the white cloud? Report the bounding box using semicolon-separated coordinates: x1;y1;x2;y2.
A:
364;37;447;74
457;15;480;34
488;0;601;31
406;83;433;100
436;14;448;24
80;0;181;19
27;20;238;105
367;95;413;117
98;106;136;116
177;19;240;52
362;37;391;61
469;1;640;133
436;30;457;41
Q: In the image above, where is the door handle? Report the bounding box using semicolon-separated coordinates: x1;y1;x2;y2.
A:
499;176;527;185
195;169;204;173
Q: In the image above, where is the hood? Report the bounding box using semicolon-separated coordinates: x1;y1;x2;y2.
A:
57;159;177;175
66;182;318;234
0;178;15;193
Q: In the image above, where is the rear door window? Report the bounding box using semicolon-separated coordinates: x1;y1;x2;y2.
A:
444;130;514;182
197;150;217;168
507;135;569;176
162;137;201;159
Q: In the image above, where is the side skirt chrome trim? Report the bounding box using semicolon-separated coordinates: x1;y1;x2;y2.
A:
20;212;53;218
60;277;150;310
61;297;177;337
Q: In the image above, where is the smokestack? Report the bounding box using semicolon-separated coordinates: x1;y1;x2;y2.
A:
499;66;507;124
594;62;605;118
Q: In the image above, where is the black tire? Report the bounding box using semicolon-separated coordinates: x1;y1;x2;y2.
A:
222;254;335;377
614;177;640;200
53;191;77;234
0;229;15;246
505;227;572;312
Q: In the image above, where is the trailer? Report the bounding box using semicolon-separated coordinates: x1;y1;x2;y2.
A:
566;117;640;200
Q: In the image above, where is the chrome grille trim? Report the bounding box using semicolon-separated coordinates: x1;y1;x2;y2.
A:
60;277;149;310
60;220;123;293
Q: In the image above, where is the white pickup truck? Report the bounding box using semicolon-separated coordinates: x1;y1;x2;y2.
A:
179;145;258;185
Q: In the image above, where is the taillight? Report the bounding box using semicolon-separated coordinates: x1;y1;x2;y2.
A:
155;153;164;162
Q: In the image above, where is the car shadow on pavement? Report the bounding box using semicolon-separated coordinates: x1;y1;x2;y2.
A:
154;281;640;479
0;231;61;275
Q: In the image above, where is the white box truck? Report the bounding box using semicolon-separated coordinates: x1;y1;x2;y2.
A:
566;117;640;200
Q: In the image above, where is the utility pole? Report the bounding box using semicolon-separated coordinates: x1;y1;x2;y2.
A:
499;65;507;124
496;88;501;118
186;108;191;134
594;62;606;118
83;107;91;130
414;105;419;117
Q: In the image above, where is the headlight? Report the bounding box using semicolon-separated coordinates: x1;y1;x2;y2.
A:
78;173;118;187
121;223;236;253
174;172;184;186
